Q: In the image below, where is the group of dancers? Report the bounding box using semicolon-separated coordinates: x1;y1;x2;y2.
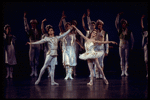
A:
4;9;148;86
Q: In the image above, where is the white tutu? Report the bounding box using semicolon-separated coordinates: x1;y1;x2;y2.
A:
79;51;103;60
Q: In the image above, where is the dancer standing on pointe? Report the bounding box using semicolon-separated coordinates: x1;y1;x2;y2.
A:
72;25;117;85
141;15;148;77
115;12;134;76
4;24;17;78
26;23;73;85
24;12;42;77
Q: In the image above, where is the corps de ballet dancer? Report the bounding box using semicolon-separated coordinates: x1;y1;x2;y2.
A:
115;12;134;76
59;13;83;80
72;25;117;85
24;12;42;76
3;24;17;78
141;15;148;77
26;22;73;85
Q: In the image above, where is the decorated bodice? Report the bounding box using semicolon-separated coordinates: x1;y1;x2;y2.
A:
85;41;95;52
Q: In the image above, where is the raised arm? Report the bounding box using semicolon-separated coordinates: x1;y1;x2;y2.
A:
87;9;93;31
41;18;47;34
115;12;123;32
72;25;88;41
141;15;145;31
23;12;30;34
82;13;88;31
58;16;65;33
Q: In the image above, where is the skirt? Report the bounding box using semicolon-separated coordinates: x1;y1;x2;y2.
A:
63;46;77;66
79;51;104;60
5;44;17;65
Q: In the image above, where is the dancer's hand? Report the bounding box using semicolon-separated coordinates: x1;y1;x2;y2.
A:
119;12;124;15
42;18;47;23
24;11;27;18
87;9;90;16
141;15;145;19
82;13;86;19
25;42;31;45
111;41;118;45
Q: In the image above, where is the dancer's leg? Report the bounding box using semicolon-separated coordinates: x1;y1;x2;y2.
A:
125;47;129;76
87;60;94;86
35;55;52;85
5;64;10;78
119;47;125;76
95;58;109;84
69;66;73;79
50;58;59;85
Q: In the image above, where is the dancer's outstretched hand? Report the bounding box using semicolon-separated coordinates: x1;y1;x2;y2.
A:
25;42;31;45
111;41;118;45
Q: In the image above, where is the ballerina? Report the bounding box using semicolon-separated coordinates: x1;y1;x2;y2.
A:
26;24;73;85
72;25;117;85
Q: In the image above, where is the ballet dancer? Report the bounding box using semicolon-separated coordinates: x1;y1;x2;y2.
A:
141;15;148;77
59;13;83;80
24;12;42;76
41;18;57;78
72;25;117;85
115;12;134;76
26;23;73;85
61;11;84;77
3;24;17;78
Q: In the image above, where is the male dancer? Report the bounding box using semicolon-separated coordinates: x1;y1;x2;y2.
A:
24;12;42;76
115;12;134;76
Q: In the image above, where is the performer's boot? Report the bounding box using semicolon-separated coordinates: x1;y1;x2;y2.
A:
64;66;69;80
6;67;10;78
124;65;128;76
30;67;34;76
69;67;73;80
121;66;125;76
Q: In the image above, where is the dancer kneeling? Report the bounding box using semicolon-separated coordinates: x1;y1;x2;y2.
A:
26;25;73;85
72;25;117;85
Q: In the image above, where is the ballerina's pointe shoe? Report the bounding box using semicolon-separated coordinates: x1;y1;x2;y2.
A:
35;79;40;85
103;78;109;85
51;82;59;85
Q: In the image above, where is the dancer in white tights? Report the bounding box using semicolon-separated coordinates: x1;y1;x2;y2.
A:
26;24;73;85
72;25;117;85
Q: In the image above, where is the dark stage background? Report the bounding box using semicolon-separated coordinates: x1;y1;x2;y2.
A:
2;2;148;79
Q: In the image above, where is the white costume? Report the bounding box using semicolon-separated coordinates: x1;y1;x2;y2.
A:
115;13;134;76
61;19;77;79
87;16;109;78
79;41;104;60
32;29;72;85
24;17;42;76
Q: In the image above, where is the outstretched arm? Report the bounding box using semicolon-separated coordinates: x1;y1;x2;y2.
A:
72;25;88;41
94;40;117;45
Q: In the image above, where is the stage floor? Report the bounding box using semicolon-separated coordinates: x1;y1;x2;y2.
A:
4;75;148;99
